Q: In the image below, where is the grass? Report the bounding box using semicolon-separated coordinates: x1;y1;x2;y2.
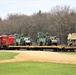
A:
0;52;18;60
0;61;76;75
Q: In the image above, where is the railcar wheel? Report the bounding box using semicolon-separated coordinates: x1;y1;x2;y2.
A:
70;49;74;52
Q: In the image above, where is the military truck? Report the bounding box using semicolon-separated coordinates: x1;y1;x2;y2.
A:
20;35;32;46
24;37;32;45
67;33;76;46
14;33;32;46
36;32;52;46
50;36;60;45
14;33;20;45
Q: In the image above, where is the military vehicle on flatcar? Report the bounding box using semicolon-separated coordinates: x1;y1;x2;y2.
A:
36;32;52;46
67;33;76;46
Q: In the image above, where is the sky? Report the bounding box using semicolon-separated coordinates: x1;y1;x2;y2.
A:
0;0;76;19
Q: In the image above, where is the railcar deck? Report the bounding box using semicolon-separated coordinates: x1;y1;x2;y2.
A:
8;45;76;51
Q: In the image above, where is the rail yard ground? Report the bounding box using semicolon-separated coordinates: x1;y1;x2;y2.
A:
0;50;76;64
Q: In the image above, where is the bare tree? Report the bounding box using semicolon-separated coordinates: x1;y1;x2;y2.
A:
0;6;76;44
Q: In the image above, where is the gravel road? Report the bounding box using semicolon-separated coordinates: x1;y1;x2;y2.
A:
0;50;76;64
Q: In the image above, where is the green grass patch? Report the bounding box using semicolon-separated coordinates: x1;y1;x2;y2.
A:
0;52;18;60
0;62;76;75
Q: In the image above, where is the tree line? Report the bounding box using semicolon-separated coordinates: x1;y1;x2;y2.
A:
0;6;76;44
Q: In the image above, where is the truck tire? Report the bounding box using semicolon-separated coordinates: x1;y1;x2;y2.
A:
39;42;43;46
47;39;52;46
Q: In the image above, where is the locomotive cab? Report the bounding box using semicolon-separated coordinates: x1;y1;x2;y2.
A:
0;34;14;49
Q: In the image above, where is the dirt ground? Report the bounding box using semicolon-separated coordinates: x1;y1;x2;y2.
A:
0;50;76;64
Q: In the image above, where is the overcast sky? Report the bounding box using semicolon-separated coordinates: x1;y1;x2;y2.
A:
0;0;76;19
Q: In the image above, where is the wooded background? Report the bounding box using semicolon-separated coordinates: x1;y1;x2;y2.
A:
0;6;76;44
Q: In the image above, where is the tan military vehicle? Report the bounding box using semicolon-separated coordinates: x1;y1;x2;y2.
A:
67;33;76;46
